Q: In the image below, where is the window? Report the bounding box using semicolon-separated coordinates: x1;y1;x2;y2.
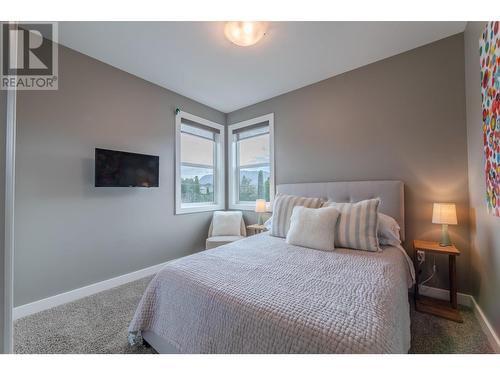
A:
228;113;274;210
175;111;224;214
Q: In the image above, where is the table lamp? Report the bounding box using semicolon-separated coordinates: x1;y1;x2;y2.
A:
255;199;267;225
432;203;457;246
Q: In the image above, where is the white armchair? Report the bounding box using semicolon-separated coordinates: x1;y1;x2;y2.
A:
206;211;247;250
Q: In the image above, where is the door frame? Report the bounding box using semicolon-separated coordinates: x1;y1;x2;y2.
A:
3;20;17;354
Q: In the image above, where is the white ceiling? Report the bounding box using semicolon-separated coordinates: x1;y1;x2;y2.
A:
57;22;466;113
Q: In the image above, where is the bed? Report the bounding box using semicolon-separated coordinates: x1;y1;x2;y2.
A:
128;180;414;353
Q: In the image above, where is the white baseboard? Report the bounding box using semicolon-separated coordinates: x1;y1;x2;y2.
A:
470;296;500;353
418;285;472;307
418;285;500;353
13;261;168;320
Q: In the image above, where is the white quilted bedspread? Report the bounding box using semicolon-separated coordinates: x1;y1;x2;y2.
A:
129;233;413;353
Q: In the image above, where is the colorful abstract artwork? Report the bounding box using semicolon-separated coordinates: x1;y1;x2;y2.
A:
480;21;500;216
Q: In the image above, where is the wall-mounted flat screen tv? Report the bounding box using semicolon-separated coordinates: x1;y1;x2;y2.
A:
95;148;159;187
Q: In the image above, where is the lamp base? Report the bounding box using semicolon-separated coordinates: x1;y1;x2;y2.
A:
439;224;452;247
257;213;263;225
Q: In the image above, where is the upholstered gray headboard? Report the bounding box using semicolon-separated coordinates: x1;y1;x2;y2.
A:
277;180;405;241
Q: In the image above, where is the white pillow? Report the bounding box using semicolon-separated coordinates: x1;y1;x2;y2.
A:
211;211;242;236
378;213;401;247
286;206;340;251
271;194;323;238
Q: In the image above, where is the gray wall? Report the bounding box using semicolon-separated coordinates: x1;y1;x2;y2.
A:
0;89;6;352
14;45;225;306
12;31;481;313
464;22;500;337
228;34;472;293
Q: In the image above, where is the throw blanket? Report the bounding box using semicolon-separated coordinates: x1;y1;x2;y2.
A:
129;234;413;353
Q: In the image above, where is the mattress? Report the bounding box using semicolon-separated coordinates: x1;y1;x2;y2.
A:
128;233;414;353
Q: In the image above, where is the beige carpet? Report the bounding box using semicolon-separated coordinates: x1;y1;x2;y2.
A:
15;277;155;354
409;300;494;354
14;276;494;354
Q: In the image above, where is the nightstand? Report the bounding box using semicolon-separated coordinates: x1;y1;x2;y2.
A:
413;240;462;323
246;224;268;235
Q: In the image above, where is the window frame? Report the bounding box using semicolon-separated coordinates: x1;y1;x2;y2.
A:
175;110;225;214
228;113;275;211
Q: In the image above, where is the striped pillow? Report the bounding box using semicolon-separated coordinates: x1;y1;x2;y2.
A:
271;194;323;238
324;198;380;252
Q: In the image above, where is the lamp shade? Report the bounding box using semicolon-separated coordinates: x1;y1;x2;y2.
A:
432;203;457;225
255;199;267;213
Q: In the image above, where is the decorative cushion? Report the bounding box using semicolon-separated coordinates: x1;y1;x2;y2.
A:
271;194;323;238
324;198;380;252
211;211;243;236
286;206;340;251
378;213;401;247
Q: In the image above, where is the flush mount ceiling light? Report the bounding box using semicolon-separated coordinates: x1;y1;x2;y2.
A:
224;21;267;47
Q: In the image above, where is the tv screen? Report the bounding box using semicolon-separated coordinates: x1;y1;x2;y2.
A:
95;148;159;187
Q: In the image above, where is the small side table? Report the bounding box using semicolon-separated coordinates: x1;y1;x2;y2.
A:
413;240;462;323
246;224;268;236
